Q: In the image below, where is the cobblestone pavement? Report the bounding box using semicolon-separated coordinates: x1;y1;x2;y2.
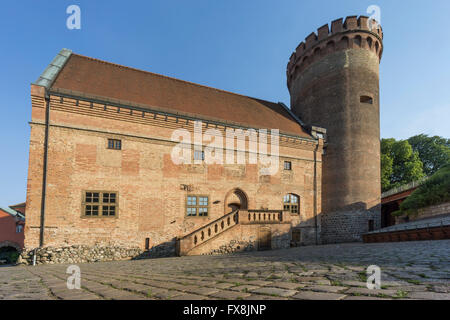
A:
0;240;449;300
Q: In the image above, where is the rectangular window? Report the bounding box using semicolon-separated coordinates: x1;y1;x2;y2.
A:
83;191;118;217
360;96;373;104
186;195;208;217
194;150;205;160
107;139;122;150
16;225;23;233
284;161;292;170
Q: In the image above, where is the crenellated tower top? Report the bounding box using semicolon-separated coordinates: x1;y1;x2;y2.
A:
287;15;383;90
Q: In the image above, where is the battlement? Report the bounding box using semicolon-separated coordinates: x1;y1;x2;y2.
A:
287;15;383;89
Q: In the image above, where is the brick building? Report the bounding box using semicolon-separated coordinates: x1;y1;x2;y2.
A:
22;15;383;263
0;207;25;251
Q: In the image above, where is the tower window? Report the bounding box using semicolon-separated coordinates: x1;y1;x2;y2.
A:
360;96;373;104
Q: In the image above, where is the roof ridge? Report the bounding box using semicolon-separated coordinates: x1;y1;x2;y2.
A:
70;52;275;104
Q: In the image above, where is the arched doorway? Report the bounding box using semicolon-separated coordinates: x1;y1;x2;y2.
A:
224;188;248;214
0;241;21;265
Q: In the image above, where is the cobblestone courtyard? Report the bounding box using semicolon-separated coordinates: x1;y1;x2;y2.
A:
1;240;449;300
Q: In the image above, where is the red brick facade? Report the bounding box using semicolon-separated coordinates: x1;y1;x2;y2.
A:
24;72;323;258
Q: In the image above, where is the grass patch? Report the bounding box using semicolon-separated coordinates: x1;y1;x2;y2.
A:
394;290;408;299
357;272;367;282
331;280;343;287
406;279;421;285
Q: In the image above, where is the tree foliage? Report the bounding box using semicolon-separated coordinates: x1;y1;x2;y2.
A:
407;134;450;176
395;163;450;216
381;138;425;192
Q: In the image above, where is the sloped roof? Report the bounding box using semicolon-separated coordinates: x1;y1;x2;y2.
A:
45;51;311;138
0;207;25;221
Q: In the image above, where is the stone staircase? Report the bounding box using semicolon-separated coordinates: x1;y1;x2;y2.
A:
176;209;291;256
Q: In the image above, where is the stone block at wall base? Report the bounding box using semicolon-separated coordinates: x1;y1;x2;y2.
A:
18;245;143;265
320;207;381;244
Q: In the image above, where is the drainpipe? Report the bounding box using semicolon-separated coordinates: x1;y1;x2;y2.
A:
32;248;37;266
39;94;51;248
313;143;319;245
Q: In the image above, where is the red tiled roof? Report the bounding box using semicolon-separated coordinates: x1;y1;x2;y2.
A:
50;53;311;138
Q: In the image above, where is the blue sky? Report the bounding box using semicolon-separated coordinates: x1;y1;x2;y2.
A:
0;0;449;207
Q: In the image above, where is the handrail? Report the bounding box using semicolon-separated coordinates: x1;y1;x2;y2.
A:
178;209;239;241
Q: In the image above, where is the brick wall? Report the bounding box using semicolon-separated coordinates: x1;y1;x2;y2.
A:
24;85;323;259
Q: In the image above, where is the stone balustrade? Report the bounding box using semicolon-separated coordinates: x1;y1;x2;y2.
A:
176;210;239;256
239;210;291;225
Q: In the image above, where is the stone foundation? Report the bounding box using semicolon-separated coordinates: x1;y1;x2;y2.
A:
203;240;257;255
18;245;143;265
396;202;450;224
321;206;381;244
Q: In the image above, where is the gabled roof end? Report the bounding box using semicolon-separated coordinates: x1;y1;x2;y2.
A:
34;48;72;89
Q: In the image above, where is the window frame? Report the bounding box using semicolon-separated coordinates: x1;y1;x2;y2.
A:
107;139;122;150
284;161;292;171
185;194;209;217
82;191;119;218
283;193;300;215
193;150;205;161
16;224;23;233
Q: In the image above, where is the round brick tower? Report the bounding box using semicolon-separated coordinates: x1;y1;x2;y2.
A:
287;16;383;243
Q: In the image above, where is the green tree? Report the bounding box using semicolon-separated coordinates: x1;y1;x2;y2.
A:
407;134;450;176
381;138;425;192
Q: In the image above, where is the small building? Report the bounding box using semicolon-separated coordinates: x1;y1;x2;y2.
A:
381;178;428;227
0;207;25;252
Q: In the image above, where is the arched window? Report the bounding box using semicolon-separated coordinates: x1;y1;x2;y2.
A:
283;194;299;214
339;36;349;50
326;41;335;53
353;35;362;48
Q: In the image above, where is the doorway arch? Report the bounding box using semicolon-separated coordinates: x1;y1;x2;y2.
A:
224;188;248;214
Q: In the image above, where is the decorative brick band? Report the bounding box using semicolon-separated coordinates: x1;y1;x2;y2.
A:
287;15;383;89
